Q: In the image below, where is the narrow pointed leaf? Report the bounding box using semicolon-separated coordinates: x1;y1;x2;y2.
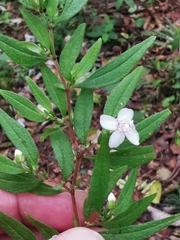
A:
101;214;180;240
0;90;45;122
106;166;127;197
57;0;88;23
102;194;156;229
104;67;143;117
30;182;62;196
18;0;39;10
72;38;102;80
60;23;86;80
0;212;36;240
25;76;52;112
21;9;50;50
74;89;93;144
26;213;58;240
50;130;74;181
113;168;138;215
77;36;155;88
85;133;110;214
110;146;155;169
40;127;59;142
20;41;45;54
0;34;47;68
136;109;171;143
0;173;41;193
0;109;38;170
0;155;24;174
40;63;67;116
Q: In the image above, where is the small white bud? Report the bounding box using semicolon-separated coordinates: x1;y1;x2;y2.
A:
108;192;116;202
14;149;24;164
14;149;23;158
107;192;116;210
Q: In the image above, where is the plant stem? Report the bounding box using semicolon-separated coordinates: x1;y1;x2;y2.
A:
71;153;82;226
71;189;80;226
54;60;76;144
49;27;81;226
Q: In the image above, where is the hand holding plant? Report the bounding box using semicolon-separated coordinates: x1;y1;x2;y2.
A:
0;1;179;239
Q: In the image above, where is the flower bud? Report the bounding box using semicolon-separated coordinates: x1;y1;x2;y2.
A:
14;149;25;164
107;192;116;210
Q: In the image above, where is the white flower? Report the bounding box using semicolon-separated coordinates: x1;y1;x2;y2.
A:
108;192;116;202
100;108;139;148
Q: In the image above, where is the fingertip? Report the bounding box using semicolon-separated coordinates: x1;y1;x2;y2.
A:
49;227;105;240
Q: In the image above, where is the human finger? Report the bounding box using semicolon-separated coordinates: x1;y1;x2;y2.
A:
49;227;105;240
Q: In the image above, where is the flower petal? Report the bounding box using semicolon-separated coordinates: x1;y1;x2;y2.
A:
118;108;134;121
109;130;125;148
125;128;139;145
100;115;118;131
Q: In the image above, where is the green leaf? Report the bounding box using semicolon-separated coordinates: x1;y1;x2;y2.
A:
0;109;38;170
74;89;93;144
18;0;39;10
106;166;127;197
115;0;124;9
30;182;62;196
21;9;50;50
102;194;156;229
136;109;171;143
118;109;171;149
56;0;88;23
104;23;114;33
162;95;175;107
85;133;110;215
0;34;47;68
0;90;45;122
20;41;45;55
25;76;52;112
72;38;102;80
60;23;86;80
25;213;58;240
40;127;59;142
102;33;109;43
101;214;180;240
125;0;137;12
46;0;59;18
40;63;67;116
0;155;24;174
112;168;138;215
104;67;143;117
110;146;155;169
0;212;36;240
50;129;74;181
0;173;41;193
77;36;155;88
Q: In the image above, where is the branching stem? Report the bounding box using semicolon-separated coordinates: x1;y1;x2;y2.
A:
49;27;81;226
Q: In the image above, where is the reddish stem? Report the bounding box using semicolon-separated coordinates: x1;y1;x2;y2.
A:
50;31;81;226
